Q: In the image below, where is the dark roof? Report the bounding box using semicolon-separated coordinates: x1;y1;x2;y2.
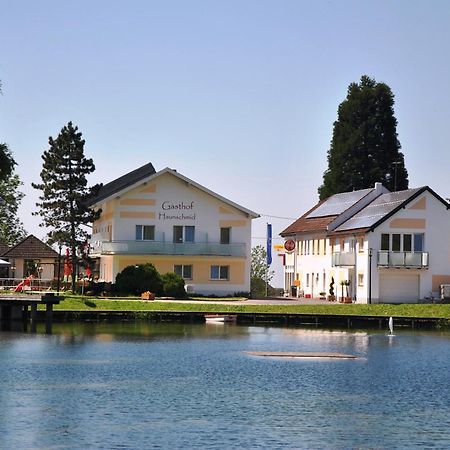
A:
87;162;156;205
0;242;9;256
331;186;449;234
3;235;58;258
280;200;338;236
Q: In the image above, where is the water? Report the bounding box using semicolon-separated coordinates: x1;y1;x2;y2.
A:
1;323;450;449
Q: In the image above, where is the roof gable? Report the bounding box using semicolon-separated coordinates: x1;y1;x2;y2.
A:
332;186;449;233
91;166;259;219
3;235;58;258
87;162;156;205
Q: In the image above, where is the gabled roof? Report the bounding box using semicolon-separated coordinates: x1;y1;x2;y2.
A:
3;235;58;259
87;162;156;206
280;185;383;237
89;166;259;219
0;242;9;256
331;186;449;234
280;200;338;236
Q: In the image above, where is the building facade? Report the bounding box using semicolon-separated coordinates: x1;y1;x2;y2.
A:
88;164;259;295
281;184;450;303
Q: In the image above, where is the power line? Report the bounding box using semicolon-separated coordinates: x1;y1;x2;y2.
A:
258;214;296;220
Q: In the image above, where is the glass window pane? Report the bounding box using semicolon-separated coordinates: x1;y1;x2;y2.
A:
185;226;195;242
381;234;390;251
173;226;183;243
210;265;219;279
184;265;192;279
220;266;229;279
143;225;154;240
174;265;182;277
136;225;142;240
414;234;424;251
220;227;230;244
392;234;401;251
403;234;412;252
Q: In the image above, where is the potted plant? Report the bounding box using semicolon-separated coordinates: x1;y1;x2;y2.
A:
339;280;345;303
319;291;327;300
343;280;352;303
328;277;335;301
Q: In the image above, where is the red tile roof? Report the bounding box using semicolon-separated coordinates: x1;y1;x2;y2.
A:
3;235;58;259
280;200;338;236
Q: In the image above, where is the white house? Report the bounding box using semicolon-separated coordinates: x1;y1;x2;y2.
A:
281;183;450;303
87;163;259;295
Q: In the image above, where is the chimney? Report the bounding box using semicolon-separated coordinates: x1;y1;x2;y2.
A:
374;182;383;191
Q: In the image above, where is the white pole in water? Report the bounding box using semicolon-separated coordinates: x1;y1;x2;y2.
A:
388;317;394;335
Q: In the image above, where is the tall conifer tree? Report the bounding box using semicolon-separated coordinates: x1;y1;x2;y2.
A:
318;76;408;199
32;122;101;292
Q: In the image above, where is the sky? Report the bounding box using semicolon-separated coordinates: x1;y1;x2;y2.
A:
1;0;450;287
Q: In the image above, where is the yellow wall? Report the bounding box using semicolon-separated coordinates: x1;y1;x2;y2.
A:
117;256;245;285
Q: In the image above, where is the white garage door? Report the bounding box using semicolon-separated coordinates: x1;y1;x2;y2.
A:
379;273;420;303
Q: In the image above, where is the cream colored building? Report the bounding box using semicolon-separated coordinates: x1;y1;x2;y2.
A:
281;184;450;303
88;163;259;295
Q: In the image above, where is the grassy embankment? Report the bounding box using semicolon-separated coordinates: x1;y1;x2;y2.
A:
43;296;450;318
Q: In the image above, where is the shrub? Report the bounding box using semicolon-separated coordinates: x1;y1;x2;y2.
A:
115;263;163;296
161;272;187;298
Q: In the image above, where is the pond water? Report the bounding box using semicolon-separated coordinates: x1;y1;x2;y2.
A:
1;322;450;449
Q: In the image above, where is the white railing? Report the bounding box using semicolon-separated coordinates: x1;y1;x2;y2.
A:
90;240;247;257
332;252;356;267
377;251;429;268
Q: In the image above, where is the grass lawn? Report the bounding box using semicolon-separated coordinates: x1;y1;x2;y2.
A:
44;296;450;319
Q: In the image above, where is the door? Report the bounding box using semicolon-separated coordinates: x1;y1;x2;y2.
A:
379;273;420;303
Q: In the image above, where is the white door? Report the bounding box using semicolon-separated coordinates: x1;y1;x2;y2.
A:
379;273;420;303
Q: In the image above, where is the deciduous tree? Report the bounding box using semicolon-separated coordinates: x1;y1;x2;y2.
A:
251;245;274;297
318;75;408;199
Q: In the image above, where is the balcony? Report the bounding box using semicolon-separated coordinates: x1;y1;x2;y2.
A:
332;252;356;267
377;251;429;268
89;240;247;258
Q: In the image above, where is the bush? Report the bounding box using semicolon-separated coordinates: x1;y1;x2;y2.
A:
161;272;187;298
115;263;163;296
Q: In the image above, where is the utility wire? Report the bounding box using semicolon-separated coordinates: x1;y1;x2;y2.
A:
258;214;296;220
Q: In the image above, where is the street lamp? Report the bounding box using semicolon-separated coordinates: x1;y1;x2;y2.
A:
57;243;62;295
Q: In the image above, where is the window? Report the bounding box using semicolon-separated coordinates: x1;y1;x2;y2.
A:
358;273;364;287
220;227;230;244
358;237;364;253
210;265;229;280
414;234;424;252
306;273;310;287
403;234;412;252
136;225;155;241
381;234;390;251
392;234;401;251
173;226;195;243
174;265;192;279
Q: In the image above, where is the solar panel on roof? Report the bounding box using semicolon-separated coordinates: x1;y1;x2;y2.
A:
307;188;373;218
333;188;422;232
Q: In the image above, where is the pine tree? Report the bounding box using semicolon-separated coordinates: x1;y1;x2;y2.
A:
318;75;408;200
0;170;27;245
32;122;101;292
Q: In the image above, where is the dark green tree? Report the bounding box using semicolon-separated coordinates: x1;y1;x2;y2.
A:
318;75;409;199
32;122;101;292
0;170;27;245
115;263;163;296
161;272;187;298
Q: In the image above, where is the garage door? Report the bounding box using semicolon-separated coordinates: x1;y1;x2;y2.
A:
379;273;420;303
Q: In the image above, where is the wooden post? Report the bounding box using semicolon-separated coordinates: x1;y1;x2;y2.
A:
45;302;53;334
30;303;37;333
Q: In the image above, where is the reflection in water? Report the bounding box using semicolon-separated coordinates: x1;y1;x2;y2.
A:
0;323;450;449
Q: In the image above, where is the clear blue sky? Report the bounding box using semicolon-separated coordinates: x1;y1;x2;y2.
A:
1;0;450;286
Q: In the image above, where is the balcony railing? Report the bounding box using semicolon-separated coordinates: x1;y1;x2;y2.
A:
332;252;356;267
89;240;247;257
377;251;429;268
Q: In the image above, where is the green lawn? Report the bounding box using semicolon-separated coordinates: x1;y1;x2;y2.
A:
45;296;450;319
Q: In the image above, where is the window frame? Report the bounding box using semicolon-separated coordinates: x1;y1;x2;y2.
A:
136;225;155;241
174;264;193;280
210;265;229;280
